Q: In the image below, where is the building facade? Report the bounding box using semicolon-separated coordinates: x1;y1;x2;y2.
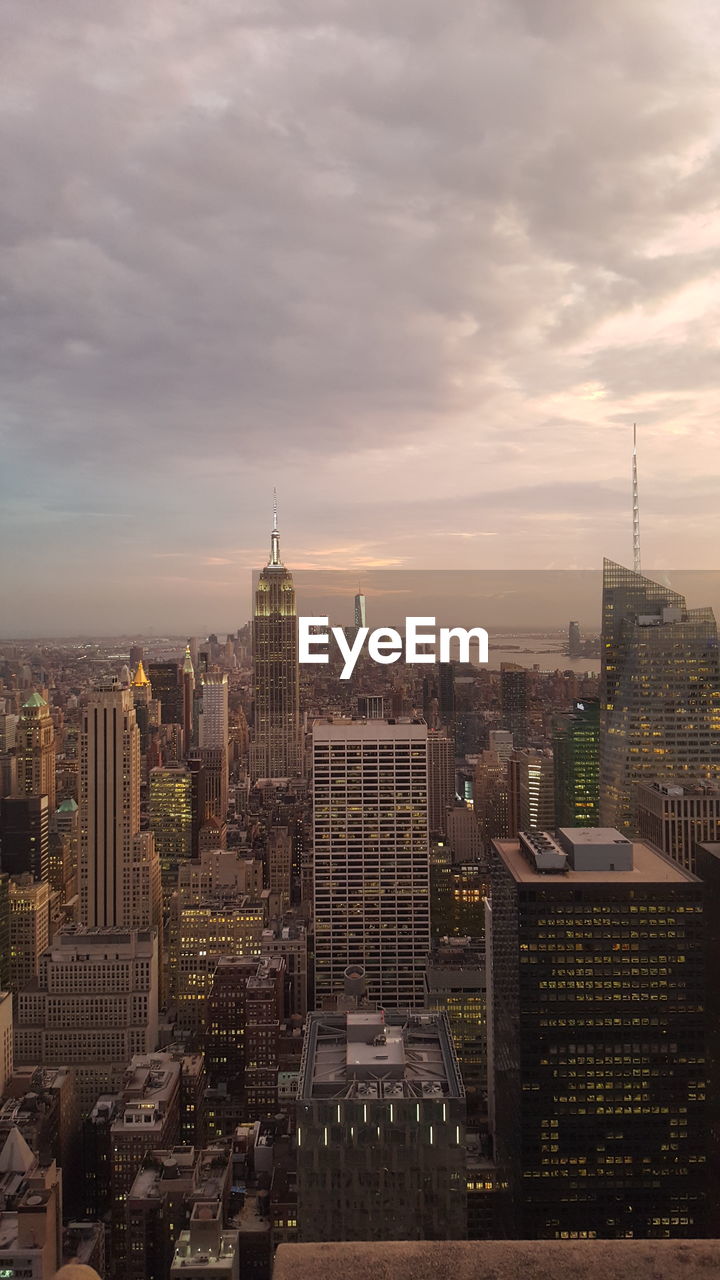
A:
313;718;431;1008
487;828;706;1239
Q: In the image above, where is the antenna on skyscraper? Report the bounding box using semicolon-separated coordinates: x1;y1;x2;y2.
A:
632;423;641;574
269;488;282;566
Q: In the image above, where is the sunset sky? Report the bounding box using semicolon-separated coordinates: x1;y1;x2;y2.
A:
1;0;719;634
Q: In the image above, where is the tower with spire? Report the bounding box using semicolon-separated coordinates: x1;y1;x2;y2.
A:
251;495;301;780
182;644;195;754
632;422;641;573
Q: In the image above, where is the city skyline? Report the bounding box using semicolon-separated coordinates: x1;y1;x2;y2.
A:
2;3;720;633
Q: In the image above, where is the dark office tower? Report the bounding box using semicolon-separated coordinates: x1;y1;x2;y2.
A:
553;698;600;827
129;644;144;668
181;645;195;755
428;730;455;838
251;503;301;780
500;664;528;749
568;621;581;657
694;842;720;1235
16;692;56;813
438;663;455;731
0;873;9;990
600;560;720;832
206;954;285;1121
488;828;706;1240
0;794;49;880
199;746;227;821
474;751;509;854
186;755;206;858
148;661;183;730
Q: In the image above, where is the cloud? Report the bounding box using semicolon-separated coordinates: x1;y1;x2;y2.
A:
1;0;720;631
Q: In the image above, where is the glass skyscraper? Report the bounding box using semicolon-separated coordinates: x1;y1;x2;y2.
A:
600;560;720;832
553;698;600;827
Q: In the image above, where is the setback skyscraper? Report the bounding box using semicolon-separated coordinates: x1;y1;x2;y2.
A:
79;678;161;932
251;504;301;780
600;560;720;832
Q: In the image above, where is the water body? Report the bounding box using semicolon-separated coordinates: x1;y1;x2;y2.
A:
485;633;601;675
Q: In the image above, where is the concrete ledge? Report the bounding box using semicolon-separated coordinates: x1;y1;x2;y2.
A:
273;1240;720;1280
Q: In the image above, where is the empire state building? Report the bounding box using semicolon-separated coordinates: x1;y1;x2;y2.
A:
251;503;301;780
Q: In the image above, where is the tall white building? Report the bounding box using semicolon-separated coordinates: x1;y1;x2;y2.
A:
79;679;161;932
199;673;229;750
14;925;159;1112
313;717;430;1008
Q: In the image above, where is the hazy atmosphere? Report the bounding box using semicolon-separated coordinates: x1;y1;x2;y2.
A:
2;0;720;633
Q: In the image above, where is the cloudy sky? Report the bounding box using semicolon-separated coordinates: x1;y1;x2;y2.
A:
1;0;719;635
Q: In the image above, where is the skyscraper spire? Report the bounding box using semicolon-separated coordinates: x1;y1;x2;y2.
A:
632;423;641;574
269;488;282;566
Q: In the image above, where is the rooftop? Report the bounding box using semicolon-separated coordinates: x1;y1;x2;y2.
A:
494;835;696;886
299;1010;464;1101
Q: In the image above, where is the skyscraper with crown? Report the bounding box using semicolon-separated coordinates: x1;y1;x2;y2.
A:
251;499;301;780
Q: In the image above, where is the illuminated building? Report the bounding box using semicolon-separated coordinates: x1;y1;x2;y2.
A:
9;876;50;992
501;664;528;749
149;766;192;890
14;926;160;1113
553;699;599;828
428;731;455;838
251;504;301;781
15;692;55;813
172;854;265;1031
424;938;486;1108
0;794;49;881
296;1008;466;1241
508;749;555;835
313;718;430;1008
600;560;720;832
354;592;366;629
637;781;720;873
488;828;706;1239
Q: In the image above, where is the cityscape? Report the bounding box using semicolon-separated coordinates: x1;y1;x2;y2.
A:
1;509;720;1276
3;4;720;1280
